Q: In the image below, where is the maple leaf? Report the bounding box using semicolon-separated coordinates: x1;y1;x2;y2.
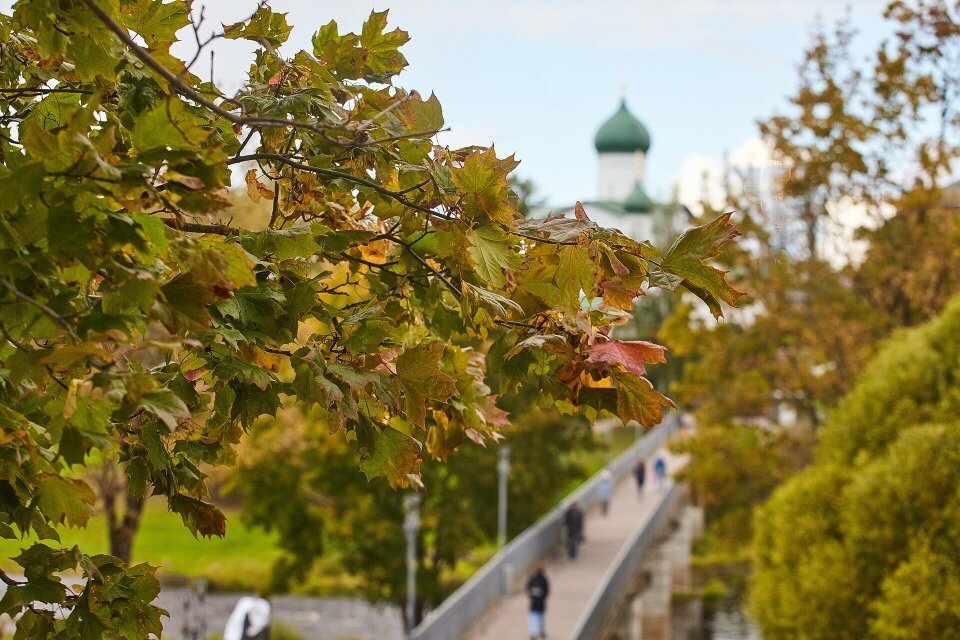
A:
451;147;520;226
614;373;675;427
169;494;227;538
588;340;667;377
393;340;457;428
660;212;745;318
359;426;423;486
574;201;591;222
599;277;639;310
518;216;599;244
477;395;511;427
467;226;521;288
36;475;95;529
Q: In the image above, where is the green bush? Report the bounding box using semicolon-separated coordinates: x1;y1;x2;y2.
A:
749;297;960;639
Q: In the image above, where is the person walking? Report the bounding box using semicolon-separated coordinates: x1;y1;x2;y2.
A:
526;564;550;640
563;501;585;559
632;460;646;498
654;456;667;493
597;470;614;516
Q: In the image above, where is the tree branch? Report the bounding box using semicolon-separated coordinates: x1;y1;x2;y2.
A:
1;278;79;340
158;217;239;236
83;0;374;142
229;153;453;220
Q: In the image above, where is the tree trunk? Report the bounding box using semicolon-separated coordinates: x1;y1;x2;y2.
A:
108;489;144;564
95;462;146;564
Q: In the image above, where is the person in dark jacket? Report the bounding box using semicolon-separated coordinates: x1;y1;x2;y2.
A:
563;502;585;559
633;460;646;498
526;564;550;639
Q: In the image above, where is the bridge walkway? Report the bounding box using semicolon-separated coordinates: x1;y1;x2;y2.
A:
464;450;685;640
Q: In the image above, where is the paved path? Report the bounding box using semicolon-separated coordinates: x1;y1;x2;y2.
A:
465;449;684;640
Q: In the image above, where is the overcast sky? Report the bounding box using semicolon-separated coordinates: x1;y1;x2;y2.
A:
192;0;893;207
9;0;895;206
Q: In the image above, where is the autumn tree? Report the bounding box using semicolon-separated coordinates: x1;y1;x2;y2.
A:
666;0;960;561
749;297;960;639
0;2;740;638
234;392;595;619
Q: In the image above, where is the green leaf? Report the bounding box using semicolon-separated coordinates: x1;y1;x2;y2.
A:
451;148;520;225
36;476;95;528
661;212;744;317
359;10;410;78
466;226;520;288
359;426;422;486
240;226;321;261
23;93;79;131
138;388;190;430
121;0;190;45
555;245;596;312
393;341;457;428
0;162;46;212
169;494;226;538
131;98;208;153
614;374;674;428
398;91;444;132
463;282;523;319
224;6;293;48
131;213;170;254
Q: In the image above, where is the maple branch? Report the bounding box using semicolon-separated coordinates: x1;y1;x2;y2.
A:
328;252;400;271
0;278;79;341
510;230;578;246
357;93;415;131
386;236;462;300
83;0;345;139
159;217;239;236
229;153;453;220
0;570;24;586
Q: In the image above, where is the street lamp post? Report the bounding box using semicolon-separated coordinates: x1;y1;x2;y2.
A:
497;445;510;548
403;493;422;635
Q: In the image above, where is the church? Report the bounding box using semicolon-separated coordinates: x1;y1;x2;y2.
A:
544;98;690;246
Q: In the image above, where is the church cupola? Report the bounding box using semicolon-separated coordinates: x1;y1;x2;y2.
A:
594;99;651;202
594;99;651;154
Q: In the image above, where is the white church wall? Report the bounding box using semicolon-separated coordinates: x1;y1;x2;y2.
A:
597;152;644;201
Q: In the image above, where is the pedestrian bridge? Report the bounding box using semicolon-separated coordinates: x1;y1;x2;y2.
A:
410;415;691;640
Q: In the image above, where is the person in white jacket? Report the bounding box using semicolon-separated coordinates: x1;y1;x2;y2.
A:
224;596;271;640
597;470;614;516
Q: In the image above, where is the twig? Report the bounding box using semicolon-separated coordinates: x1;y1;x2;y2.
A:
388;236;461;300
158;217;239;236
229;153;452;220
0;278;79;340
83;0;349;139
0;570;24;586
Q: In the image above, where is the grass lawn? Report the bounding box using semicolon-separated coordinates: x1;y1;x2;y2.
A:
0;426;642;594
0;498;280;591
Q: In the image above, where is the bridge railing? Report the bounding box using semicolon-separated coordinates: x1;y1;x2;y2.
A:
568;482;685;640
410;413;682;640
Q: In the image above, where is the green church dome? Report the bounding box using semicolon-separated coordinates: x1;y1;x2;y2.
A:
594;99;651;154
623;181;653;213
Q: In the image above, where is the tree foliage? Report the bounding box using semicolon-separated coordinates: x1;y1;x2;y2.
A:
234;389;596;622
0;2;740;637
663;0;960;564
749;297;960;639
